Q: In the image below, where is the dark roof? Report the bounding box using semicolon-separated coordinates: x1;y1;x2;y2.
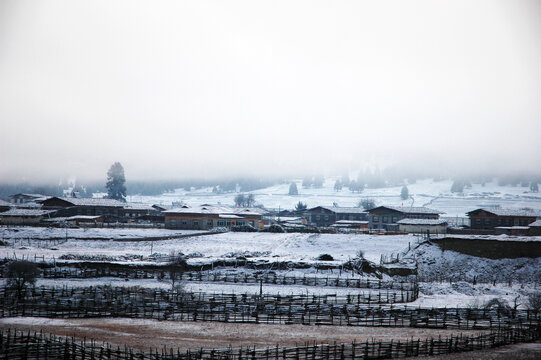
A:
368;206;443;215
0;209;56;217
306;206;366;214
164;205;267;216
9;193;48;199
467;208;539;217
43;197;125;207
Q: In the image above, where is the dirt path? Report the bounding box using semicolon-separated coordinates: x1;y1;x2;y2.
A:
0;317;490;351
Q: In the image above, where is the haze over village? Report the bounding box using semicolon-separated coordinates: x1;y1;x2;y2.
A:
1;1;541;359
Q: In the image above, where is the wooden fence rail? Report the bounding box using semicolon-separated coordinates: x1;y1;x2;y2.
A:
36;268;419;291
1;286;539;330
1;326;540;360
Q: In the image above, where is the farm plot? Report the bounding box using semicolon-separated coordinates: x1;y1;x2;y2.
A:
0;317;493;351
0;232;417;265
0;226;206;242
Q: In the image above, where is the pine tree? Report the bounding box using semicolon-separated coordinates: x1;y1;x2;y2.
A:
288;182;299;195
400;185;409;200
106;162;127;201
295;201;307;211
334;180;342;192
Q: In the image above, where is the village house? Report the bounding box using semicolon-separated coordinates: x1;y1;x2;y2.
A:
8;193;49;205
163;205;267;230
0;199;11;213
39;197;125;220
466;208;539;231
367;206;443;231
123;203;165;223
397;218;448;235
303;206;368;227
0;208;56;225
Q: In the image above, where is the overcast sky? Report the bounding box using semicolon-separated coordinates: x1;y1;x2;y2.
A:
1;0;540;183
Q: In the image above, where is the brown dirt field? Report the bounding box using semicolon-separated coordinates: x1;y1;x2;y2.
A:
0;317;491;352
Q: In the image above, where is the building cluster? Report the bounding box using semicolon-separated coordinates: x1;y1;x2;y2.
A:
0;193;540;236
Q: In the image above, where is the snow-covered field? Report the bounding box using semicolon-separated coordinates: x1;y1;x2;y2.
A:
1;232;417;264
0;227;204;241
124;178;541;217
1;226;540;312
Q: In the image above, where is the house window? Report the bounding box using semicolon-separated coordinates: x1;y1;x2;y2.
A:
373;216;379;222
316;215;320;220
193;221;199;226
382;216;388;223
182;220;188;225
324;215;329;221
392;217;398;222
207;221;213;226
218;220;225;226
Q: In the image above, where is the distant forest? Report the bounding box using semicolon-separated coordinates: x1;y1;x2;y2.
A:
0;178;283;200
0;170;539;201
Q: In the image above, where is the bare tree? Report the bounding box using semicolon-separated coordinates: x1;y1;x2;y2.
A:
4;260;40;298
168;252;187;291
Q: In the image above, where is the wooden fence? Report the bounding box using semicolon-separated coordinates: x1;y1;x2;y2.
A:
1;326;540;360
1;286;539;330
40;268;418;291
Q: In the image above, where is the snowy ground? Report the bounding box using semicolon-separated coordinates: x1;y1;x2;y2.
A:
124;178;541;217
0;232;418;265
411;242;541;284
0;227;204;241
34;278;402;297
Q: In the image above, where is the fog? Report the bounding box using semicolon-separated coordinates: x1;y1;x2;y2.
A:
1;0;540;183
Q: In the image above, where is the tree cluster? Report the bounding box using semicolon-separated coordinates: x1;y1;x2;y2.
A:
358;198;376;210
234;193;256;207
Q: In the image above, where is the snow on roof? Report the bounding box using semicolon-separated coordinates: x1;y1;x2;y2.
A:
164;205;266;216
43;215;103;222
334;220;369;224
371;206;443;215
494;226;530;230
53;197;125;207
0;199;12;207
308;206;366;214
529;220;541;227
123;203;156;211
397;218;448;225
0;209;56;217
468;208;540;217
10;193;48;199
219;214;242;219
